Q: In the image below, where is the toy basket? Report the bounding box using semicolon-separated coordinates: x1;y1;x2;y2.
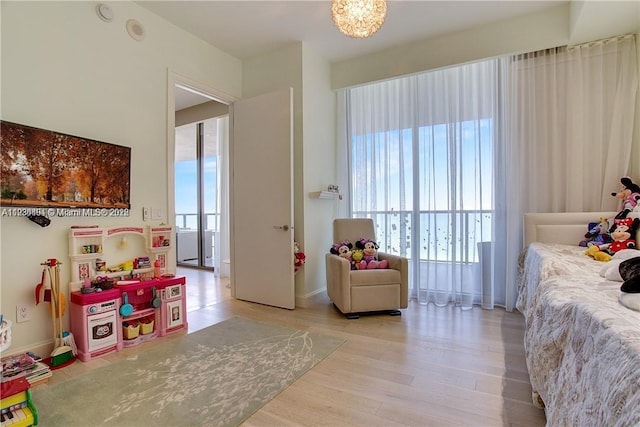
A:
139;318;154;335
123;321;140;340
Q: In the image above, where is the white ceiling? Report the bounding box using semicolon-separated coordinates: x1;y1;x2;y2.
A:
137;0;567;63
142;0;568;111
174;87;218;111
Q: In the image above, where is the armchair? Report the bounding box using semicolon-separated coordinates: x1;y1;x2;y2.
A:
325;218;409;319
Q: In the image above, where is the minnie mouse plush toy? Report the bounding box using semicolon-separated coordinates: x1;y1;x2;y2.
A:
330;240;355;269
601;217;640;255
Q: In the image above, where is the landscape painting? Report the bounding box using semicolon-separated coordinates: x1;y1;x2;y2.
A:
0;121;131;209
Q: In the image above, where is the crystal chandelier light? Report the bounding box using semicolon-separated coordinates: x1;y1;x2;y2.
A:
331;0;387;39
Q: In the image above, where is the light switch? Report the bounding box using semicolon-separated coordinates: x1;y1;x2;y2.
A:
143;207;150;221
151;207;164;220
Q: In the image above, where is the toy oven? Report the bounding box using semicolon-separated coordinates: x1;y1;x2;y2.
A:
86;300;118;352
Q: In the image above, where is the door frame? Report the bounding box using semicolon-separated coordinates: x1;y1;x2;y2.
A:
166;71;239;273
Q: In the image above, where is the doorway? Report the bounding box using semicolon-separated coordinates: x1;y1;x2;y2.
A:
174;84;229;270
168;76;295;310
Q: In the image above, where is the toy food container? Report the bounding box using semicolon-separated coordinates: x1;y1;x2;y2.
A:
123;320;140;340
139;318;154;335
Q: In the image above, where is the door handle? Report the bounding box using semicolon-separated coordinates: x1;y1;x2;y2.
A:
273;225;290;231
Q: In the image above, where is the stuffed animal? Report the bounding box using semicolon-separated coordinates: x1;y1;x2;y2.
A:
629;202;640;221
351;249;364;269
293;241;306;273
585;244;612;262
354;238;388;269
620;257;640;293
330;240;355;269
599;249;640;280
611;177;640;219
618;256;640;311
579;217;612;247
599;217;640;255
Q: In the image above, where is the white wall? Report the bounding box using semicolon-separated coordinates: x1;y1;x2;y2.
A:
0;0;242;354
301;43;337;304
242;42;337;305
331;2;640;90
331;4;571;90
242;43;308;299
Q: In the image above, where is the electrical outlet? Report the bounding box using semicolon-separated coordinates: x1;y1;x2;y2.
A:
16;304;31;323
143;207;150;221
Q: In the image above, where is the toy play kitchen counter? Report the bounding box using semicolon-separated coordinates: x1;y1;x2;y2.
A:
70;276;187;362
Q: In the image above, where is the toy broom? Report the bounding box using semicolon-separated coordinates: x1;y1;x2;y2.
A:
42;259;76;366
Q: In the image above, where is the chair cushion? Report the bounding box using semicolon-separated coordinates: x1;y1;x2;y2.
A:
349;269;401;286
334;218;376;247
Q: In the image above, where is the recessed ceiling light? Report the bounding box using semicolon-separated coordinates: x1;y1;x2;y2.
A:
96;3;114;23
126;19;146;41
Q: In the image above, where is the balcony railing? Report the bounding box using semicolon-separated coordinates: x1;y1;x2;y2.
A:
175;212;220;267
353;209;492;263
175;213;220;232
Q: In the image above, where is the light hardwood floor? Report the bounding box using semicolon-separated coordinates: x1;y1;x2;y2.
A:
49;268;548;426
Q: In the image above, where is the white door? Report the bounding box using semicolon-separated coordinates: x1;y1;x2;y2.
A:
230;88;294;309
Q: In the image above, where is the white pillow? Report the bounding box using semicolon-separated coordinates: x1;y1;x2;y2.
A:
599;249;640;281
619;292;640;311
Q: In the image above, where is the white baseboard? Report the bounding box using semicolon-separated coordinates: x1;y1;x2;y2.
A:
295;287;327;308
3;339;53;360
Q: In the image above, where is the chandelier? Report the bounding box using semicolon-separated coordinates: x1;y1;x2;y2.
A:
331;0;387;39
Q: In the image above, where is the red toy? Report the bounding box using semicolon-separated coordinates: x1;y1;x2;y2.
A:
600;217;639;254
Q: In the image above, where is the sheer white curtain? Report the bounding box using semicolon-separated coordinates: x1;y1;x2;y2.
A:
337;34;637;311
496;34;638;309
340;59;498;309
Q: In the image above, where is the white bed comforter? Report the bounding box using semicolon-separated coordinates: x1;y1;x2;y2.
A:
518;243;640;427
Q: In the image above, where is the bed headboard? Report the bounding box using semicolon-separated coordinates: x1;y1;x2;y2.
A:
523;212;623;247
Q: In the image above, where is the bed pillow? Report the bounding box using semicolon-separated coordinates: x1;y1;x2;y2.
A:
599;249;640;281
620;257;640;291
619;292;640;311
619;256;640;311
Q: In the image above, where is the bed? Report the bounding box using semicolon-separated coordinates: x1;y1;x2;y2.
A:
518;211;640;427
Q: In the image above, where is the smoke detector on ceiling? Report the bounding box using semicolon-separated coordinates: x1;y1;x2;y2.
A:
96;3;114;23
126;19;146;41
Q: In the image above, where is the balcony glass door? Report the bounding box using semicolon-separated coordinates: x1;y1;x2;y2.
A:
175;118;219;269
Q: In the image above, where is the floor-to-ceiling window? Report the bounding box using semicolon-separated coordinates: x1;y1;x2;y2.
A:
175;118;221;269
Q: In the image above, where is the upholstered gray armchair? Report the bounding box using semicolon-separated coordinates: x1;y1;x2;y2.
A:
325;218;409;319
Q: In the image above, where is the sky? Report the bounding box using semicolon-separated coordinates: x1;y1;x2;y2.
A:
174;158;217;230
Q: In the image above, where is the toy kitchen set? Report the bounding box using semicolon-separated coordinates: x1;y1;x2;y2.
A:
68;225;187;362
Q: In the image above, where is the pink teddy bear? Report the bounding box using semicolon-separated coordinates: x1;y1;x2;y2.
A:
354;238;388;269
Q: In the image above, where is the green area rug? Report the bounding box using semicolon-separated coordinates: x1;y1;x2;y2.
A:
34;317;344;427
